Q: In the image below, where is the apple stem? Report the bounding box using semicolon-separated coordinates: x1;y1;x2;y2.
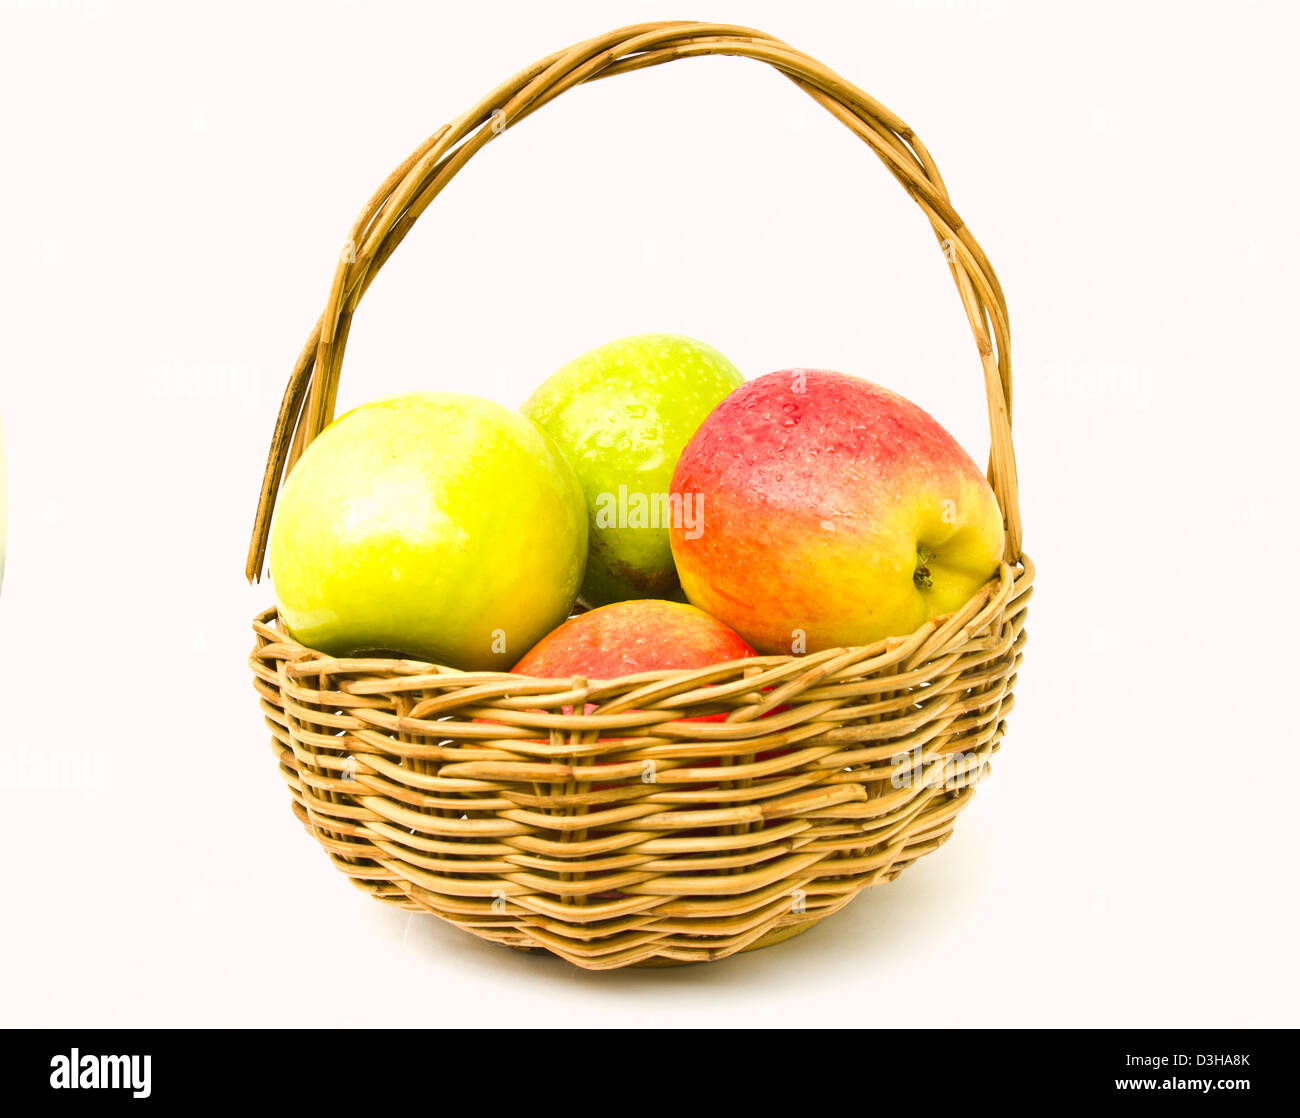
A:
914;547;934;591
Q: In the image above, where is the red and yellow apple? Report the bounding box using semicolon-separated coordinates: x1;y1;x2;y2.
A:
508;599;791;808
513;599;756;725
669;369;1005;653
513;599;756;688
510;600;758;883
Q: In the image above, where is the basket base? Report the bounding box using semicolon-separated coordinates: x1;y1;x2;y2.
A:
507;918;818;969
637;920;817;967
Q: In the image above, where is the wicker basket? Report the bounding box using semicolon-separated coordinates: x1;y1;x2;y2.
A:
247;21;1033;970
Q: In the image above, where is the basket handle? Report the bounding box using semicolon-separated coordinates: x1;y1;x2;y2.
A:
246;20;1022;581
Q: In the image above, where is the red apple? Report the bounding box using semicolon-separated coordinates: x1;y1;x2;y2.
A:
513;599;756;694
508;602;783;815
512;601;759;896
669;369;1005;653
511;597;755;737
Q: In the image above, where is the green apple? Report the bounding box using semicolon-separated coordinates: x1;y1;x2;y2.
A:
522;333;743;607
268;392;587;670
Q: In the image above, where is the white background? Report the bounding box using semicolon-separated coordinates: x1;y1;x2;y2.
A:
1;0;1296;1028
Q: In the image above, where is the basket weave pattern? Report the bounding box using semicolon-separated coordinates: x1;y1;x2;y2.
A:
247;22;1034;969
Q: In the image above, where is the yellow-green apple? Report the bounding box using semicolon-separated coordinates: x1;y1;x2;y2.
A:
521;334;743;607
512;599;757;722
670;370;1005;653
269;392;587;670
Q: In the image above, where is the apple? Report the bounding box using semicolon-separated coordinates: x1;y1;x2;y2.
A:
513;598;757;733
521;333;743;607
513;598;757;683
669;369;1005;653
269;392;587;670
511;600;758;883
509;599;789;807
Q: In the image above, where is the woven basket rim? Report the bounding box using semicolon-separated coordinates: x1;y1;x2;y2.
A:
253;556;1032;696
